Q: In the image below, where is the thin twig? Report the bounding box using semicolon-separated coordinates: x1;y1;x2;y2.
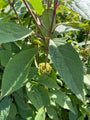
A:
43;0;46;4
47;9;51;29
12;0;15;5
45;46;49;67
49;0;58;37
8;0;22;24
47;0;49;8
85;31;89;49
85;22;90;49
23;0;45;40
36;13;49;32
45;0;58;66
33;32;44;39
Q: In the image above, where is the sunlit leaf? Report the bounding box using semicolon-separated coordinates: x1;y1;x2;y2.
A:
29;0;44;15
35;107;45;120
69;0;90;20
49;90;75;113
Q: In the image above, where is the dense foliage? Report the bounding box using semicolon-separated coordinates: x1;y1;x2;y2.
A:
0;0;90;120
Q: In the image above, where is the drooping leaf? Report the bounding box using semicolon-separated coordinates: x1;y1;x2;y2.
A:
49;40;84;101
46;106;58;120
0;97;10;120
27;85;50;110
35;107;45;120
0;22;32;43
37;74;59;88
49;90;74;113
1;48;38;99
69;0;90;21
29;0;44;15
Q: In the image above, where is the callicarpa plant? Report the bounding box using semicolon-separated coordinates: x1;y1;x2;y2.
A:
0;0;90;120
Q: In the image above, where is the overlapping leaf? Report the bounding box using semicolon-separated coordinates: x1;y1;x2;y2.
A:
1;48;38;99
35;107;45;120
0;22;32;43
0;97;10;120
84;75;90;89
49;40;84;101
69;0;90;21
37;74;59;88
27;85;50;110
49;90;74;113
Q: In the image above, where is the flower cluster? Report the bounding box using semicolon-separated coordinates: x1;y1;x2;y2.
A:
79;48;90;58
39;63;52;74
33;39;42;48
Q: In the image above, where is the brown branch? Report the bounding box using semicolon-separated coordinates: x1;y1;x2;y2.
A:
45;46;49;67
43;0;46;4
49;0;58;37
36;13;50;32
33;32;43;39
8;0;22;24
23;0;45;40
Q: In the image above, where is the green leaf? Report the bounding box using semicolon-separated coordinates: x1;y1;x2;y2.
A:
69;106;78;120
77;116;84;120
37;74;59;88
35;107;45;120
84;75;90;89
53;38;67;46
29;0;44;15
40;9;56;37
1;48;38;98
23;67;38;85
14;93;35;119
54;24;79;36
81;105;90;114
69;0;90;21
0;22;32;43
49;40;84;101
27;85;50;110
49;90;74;113
0;50;13;67
46;106;58;120
0;97;10;120
28;67;38;81
63;22;90;30
6;102;17;120
0;0;8;8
